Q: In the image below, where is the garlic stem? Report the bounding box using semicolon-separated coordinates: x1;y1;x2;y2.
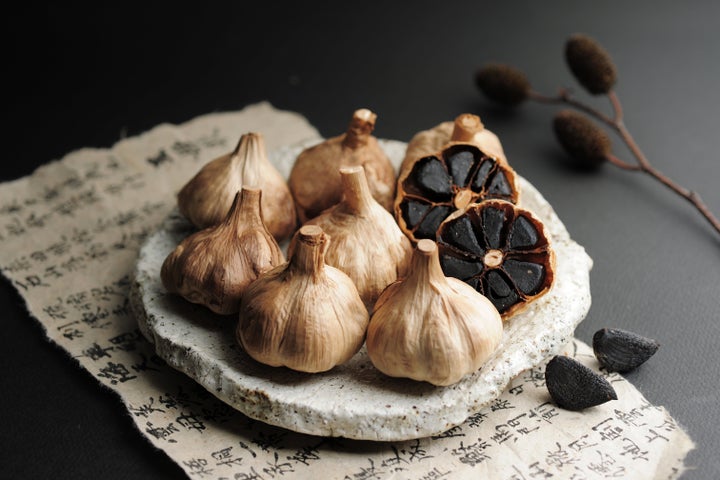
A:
289;225;328;280
339;166;375;214
343;109;376;149
231;132;264;188
227;187;265;230
407;239;447;288
451;114;484;142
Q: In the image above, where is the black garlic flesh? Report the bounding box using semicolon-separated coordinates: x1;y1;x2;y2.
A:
545;355;617;411
593;328;660;373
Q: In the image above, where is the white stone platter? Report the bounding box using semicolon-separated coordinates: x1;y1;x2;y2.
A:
129;139;593;441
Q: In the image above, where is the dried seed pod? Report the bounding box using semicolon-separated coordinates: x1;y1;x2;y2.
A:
288;109;396;223
293;166;412;308
553;110;611;168
436;200;555;319
237;226;369;373
593;328;660;373
565;33;617;95
475;63;532;106
545;355;617;411
396;143;519;244
161;188;285;315
177;132;297;241
366;239;503;386
399;113;507;178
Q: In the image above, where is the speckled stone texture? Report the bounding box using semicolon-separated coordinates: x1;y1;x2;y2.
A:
130;139;593;441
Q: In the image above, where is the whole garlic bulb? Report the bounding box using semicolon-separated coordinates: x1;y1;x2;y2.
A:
366;239;503;386
161;188;285;315
177;132;297;241
293;166;412;309
288;108;396;223
237;225;369;373
400;113;506;177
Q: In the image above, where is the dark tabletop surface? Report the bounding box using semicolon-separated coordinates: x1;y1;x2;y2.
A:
2;3;718;479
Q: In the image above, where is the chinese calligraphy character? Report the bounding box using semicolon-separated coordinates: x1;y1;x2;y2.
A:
176;412;206;433
81;342;114;361
212;447;244;467
451;439;492;466
545;442;578;470
145;421;178;443
129;398;165;418
183;457;213;478
620;437;649;461
97;362;137;384
592;418;623;441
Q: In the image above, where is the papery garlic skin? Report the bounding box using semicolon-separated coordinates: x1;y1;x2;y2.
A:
366;240;503;386
288;109;396;223
177;132;297;241
294;166;412;309
400;114;506;178
237;226;369;373
161;188;285;315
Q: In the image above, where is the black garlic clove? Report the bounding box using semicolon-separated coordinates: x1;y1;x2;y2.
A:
593;328;660;373
545;355;617;411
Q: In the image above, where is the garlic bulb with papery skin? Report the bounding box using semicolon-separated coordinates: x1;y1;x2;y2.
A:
288;109;396;223
366;239;503;386
292;166;412;309
237;225;369;373
177;132;297;241
161;188;285;315
399;113;507;178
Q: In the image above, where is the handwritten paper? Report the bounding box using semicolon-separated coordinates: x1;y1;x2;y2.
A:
0;102;693;479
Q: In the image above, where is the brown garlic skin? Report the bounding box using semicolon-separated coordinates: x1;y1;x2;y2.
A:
237;226;369;373
177;132;297;242
366;239;503;386
161;188;285;315
288;109;396;223
291;166;412;309
400;113;507;178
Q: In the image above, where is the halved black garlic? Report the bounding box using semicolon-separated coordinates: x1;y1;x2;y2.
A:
395;143;519;243
545;355;617;411
593;328;659;373
436;200;555;319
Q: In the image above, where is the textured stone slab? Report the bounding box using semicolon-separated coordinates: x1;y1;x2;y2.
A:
130;139;593;441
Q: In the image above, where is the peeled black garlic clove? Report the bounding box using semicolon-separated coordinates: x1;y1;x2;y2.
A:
288;109;396;223
593;328;660;373
545;355;617;411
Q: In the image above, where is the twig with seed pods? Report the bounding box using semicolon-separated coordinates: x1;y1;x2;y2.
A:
475;33;720;238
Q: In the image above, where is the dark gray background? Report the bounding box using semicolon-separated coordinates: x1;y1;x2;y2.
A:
2;3;718;479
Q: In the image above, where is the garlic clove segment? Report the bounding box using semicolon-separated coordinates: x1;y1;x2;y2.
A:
161;188;285;315
366;239;503;386
237;225;369;373
177;132;297;241
288;109;396;223
292;166;412;309
400;113;507;178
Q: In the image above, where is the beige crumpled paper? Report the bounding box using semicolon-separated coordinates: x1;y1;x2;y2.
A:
0;102;694;479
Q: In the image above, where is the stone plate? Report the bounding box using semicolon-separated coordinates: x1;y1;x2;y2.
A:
129;139;593;441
